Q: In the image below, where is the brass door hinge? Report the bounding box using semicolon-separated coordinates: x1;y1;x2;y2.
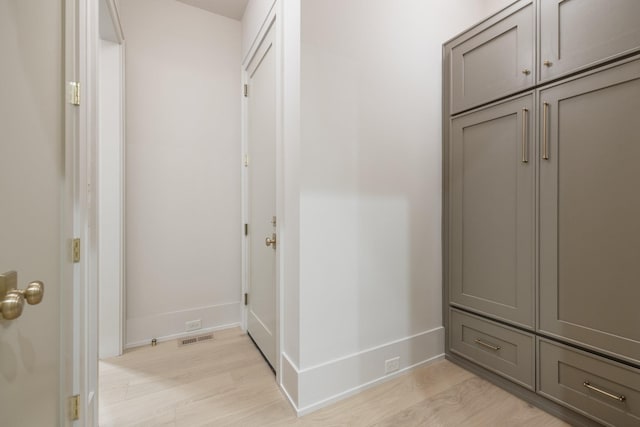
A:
244;223;249;236
69;394;80;421
68;82;80;106
72;238;81;263
243;154;249;167
244;293;248;306
244;84;248;97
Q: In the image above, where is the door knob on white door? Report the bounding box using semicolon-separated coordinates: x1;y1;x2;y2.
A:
265;233;277;249
0;271;44;320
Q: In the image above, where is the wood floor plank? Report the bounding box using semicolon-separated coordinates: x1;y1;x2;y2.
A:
100;327;568;427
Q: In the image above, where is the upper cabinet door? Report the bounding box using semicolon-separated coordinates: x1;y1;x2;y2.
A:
449;0;535;114
539;0;640;83
449;94;535;329
539;57;640;365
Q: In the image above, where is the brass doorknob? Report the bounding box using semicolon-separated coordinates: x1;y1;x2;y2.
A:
265;233;277;249
522;68;531;75
0;271;44;320
543;60;552;67
1;291;24;320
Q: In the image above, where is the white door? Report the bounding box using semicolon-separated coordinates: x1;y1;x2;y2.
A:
246;23;277;370
0;1;74;425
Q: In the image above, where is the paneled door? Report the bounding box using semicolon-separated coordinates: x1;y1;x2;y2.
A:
450;94;535;329
0;0;74;425
539;57;640;365
246;22;277;370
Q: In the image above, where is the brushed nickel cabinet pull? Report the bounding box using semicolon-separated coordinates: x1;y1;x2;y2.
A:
583;381;626;402
542;102;549;160
474;339;501;351
522;108;529;163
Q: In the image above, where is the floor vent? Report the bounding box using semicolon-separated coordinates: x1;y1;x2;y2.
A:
178;333;214;347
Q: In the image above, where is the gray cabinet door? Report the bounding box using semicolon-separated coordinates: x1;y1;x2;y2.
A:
449;0;534;114
450;94;535;328
539;0;640;83
539;57;640;365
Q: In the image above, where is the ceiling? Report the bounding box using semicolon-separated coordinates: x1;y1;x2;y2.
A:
176;0;248;21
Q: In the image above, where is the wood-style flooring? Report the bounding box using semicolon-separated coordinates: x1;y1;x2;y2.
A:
99;327;568;426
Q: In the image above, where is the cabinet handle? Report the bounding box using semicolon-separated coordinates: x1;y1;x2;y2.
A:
583;381;626;402
542;102;549;160
522;108;529;163
474;339;501;351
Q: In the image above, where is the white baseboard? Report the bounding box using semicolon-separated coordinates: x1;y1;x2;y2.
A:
280;326;445;415
125;302;241;348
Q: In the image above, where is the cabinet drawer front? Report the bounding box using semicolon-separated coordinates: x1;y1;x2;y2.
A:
539;0;640;83
449;0;534;113
450;309;534;389
539;339;640;427
449;94;535;328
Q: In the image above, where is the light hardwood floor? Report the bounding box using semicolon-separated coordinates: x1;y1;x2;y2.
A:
99;327;568;427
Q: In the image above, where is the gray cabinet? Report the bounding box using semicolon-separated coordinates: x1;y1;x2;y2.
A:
444;3;640;425
539;0;640;83
449;0;534;114
450;94;535;328
539;57;640;365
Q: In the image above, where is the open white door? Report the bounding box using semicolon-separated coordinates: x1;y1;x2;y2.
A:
0;0;76;425
246;23;277;370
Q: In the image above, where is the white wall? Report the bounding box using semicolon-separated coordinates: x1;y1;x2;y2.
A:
291;0;501;411
119;0;242;347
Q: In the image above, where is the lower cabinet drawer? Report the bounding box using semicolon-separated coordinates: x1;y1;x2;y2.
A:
449;308;534;389
539;339;640;427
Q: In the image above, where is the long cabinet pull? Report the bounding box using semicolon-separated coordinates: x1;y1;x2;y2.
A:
474;339;501;351
522;108;529;163
542;102;549;160
583;381;626;402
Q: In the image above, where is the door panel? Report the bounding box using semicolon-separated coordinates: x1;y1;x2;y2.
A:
0;1;69;425
450;94;535;328
539;58;640;365
450;0;534;113
539;0;640;82
247;23;276;369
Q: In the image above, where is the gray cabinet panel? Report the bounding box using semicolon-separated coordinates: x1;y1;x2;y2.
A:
539;58;640;364
451;309;535;389
539;0;640;83
538;339;640;427
450;94;535;328
450;1;534;113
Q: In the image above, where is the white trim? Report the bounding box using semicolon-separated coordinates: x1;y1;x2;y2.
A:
279;327;446;415
299;327;444;373
126;301;242;347
125;322;242;350
297;354;445;416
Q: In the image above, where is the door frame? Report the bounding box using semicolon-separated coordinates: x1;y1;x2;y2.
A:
97;0;126;360
241;2;283;379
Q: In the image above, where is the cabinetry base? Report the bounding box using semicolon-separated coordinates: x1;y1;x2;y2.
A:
445;352;601;427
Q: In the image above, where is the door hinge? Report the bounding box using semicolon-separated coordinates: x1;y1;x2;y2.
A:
243;154;249;167
68;82;80;106
244;223;249;236
69;394;80;421
72;238;81;263
243;84;248;97
244;293;248;306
